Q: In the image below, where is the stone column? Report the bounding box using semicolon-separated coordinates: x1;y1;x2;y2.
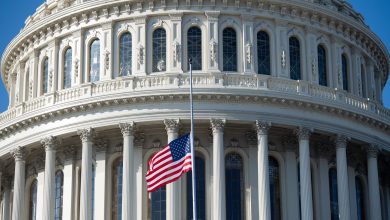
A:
41;136;60;220
296;127;314;220
164;119;181;220
284;138;300;220
2;177;11;220
210;119;226;220
11;146;27;220
255;121;271;220
62;146;77;220
367;145;382;220
119;122;136;220
335;136;351;220
77;128;96;220
94;140;108;220
318;145;331;220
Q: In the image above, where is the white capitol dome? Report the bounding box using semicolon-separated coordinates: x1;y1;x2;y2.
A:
0;0;389;220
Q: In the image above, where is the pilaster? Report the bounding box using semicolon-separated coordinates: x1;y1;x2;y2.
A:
134;16;146;75
242;15;255;74
73;29;84;85
101;22;113;80
205;11;220;72
170;13;183;73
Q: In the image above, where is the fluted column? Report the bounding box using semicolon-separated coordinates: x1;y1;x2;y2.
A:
77;128;96;220
41;136;60;220
11;146;27;220
255;121;271;220
367;145;382;220
62;146;77;220
335;136;351;220
211;119;226;220
164;119;181;220
284;138;300;220
119;122;136;220
296;128;314;220
2;177;11;220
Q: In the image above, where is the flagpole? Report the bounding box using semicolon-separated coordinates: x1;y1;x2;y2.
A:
189;58;197;220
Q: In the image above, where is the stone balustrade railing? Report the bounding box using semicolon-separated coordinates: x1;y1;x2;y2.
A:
0;74;389;127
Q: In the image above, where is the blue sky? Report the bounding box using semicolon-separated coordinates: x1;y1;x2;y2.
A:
0;0;389;113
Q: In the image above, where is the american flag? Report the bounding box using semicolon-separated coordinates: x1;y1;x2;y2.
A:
146;134;192;192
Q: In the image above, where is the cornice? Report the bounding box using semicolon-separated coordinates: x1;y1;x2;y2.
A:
1;0;389;89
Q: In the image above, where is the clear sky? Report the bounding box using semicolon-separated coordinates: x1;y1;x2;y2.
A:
0;0;389;113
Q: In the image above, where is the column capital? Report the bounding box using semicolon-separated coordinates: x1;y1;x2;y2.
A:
295;127;312;140
367;144;379;158
164;119;180;133
335;135;349;149
255;121;271;135
119;122;136;136
210;118;226;133
10;146;28;161
41;136;61;151
77;128;96;143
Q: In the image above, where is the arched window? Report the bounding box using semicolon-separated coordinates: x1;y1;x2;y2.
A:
55;171;64;220
150;186;166;220
329;168;339;220
226;152;244;220
361;64;366;98
89;39;100;83
153;28;167;72
29;179;38;220
42;57;49;94
187;27;202;71
257;31;270;75
289;37;301;80
119;33;132;77
318;45;327;86
112;158;123;220
187;156;206;219
64;48;72;89
355;177;366;220
269;157;281;220
223;27;237;72
342;54;348;91
25;68;30;101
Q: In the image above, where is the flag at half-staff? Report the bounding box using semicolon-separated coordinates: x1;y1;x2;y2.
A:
146;134;192;192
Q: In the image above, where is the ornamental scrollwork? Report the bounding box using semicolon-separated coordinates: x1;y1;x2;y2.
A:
209;39;218;63
295;127;311;140
172;40;181;63
367;144;379;158
119;122;136;136
104;50;110;70
210;119;225;133
10;146;28;161
74;58;79;79
77;128;96;143
41;136;61;151
245;43;252;64
164;119;180;133
281;50;286;68
255;120;271;135
335;135;348;149
137;44;144;65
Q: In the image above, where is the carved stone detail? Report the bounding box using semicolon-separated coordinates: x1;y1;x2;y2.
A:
119;122;136;136
77;128;96;143
295;127;311;140
255;120;271;135
335;135;348;149
10;146;27;161
210;119;225;133
41;136;61;151
164;119;180;133
367;144;379;158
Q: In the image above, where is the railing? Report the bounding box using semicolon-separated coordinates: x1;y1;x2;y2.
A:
0;74;389;127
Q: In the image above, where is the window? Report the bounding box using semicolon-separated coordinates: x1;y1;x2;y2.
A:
355;177;366;220
186;156;206;219
223;27;237;72
318;45;327;86
153;28;167;72
361;64;366;98
289;37;301;80
119;33;132;77
29;179;38;220
89;39;100;83
150;186;166;220
257;31;270;75
55;171;64;220
269;157;281;220
112;158;123;220
329;168;339;220
226;152;244;220
64;48;72;89
187;27;202;71
42;57;49;94
25;68;30;101
342;54;348;91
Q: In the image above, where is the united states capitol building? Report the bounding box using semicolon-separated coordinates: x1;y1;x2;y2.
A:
0;0;389;219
